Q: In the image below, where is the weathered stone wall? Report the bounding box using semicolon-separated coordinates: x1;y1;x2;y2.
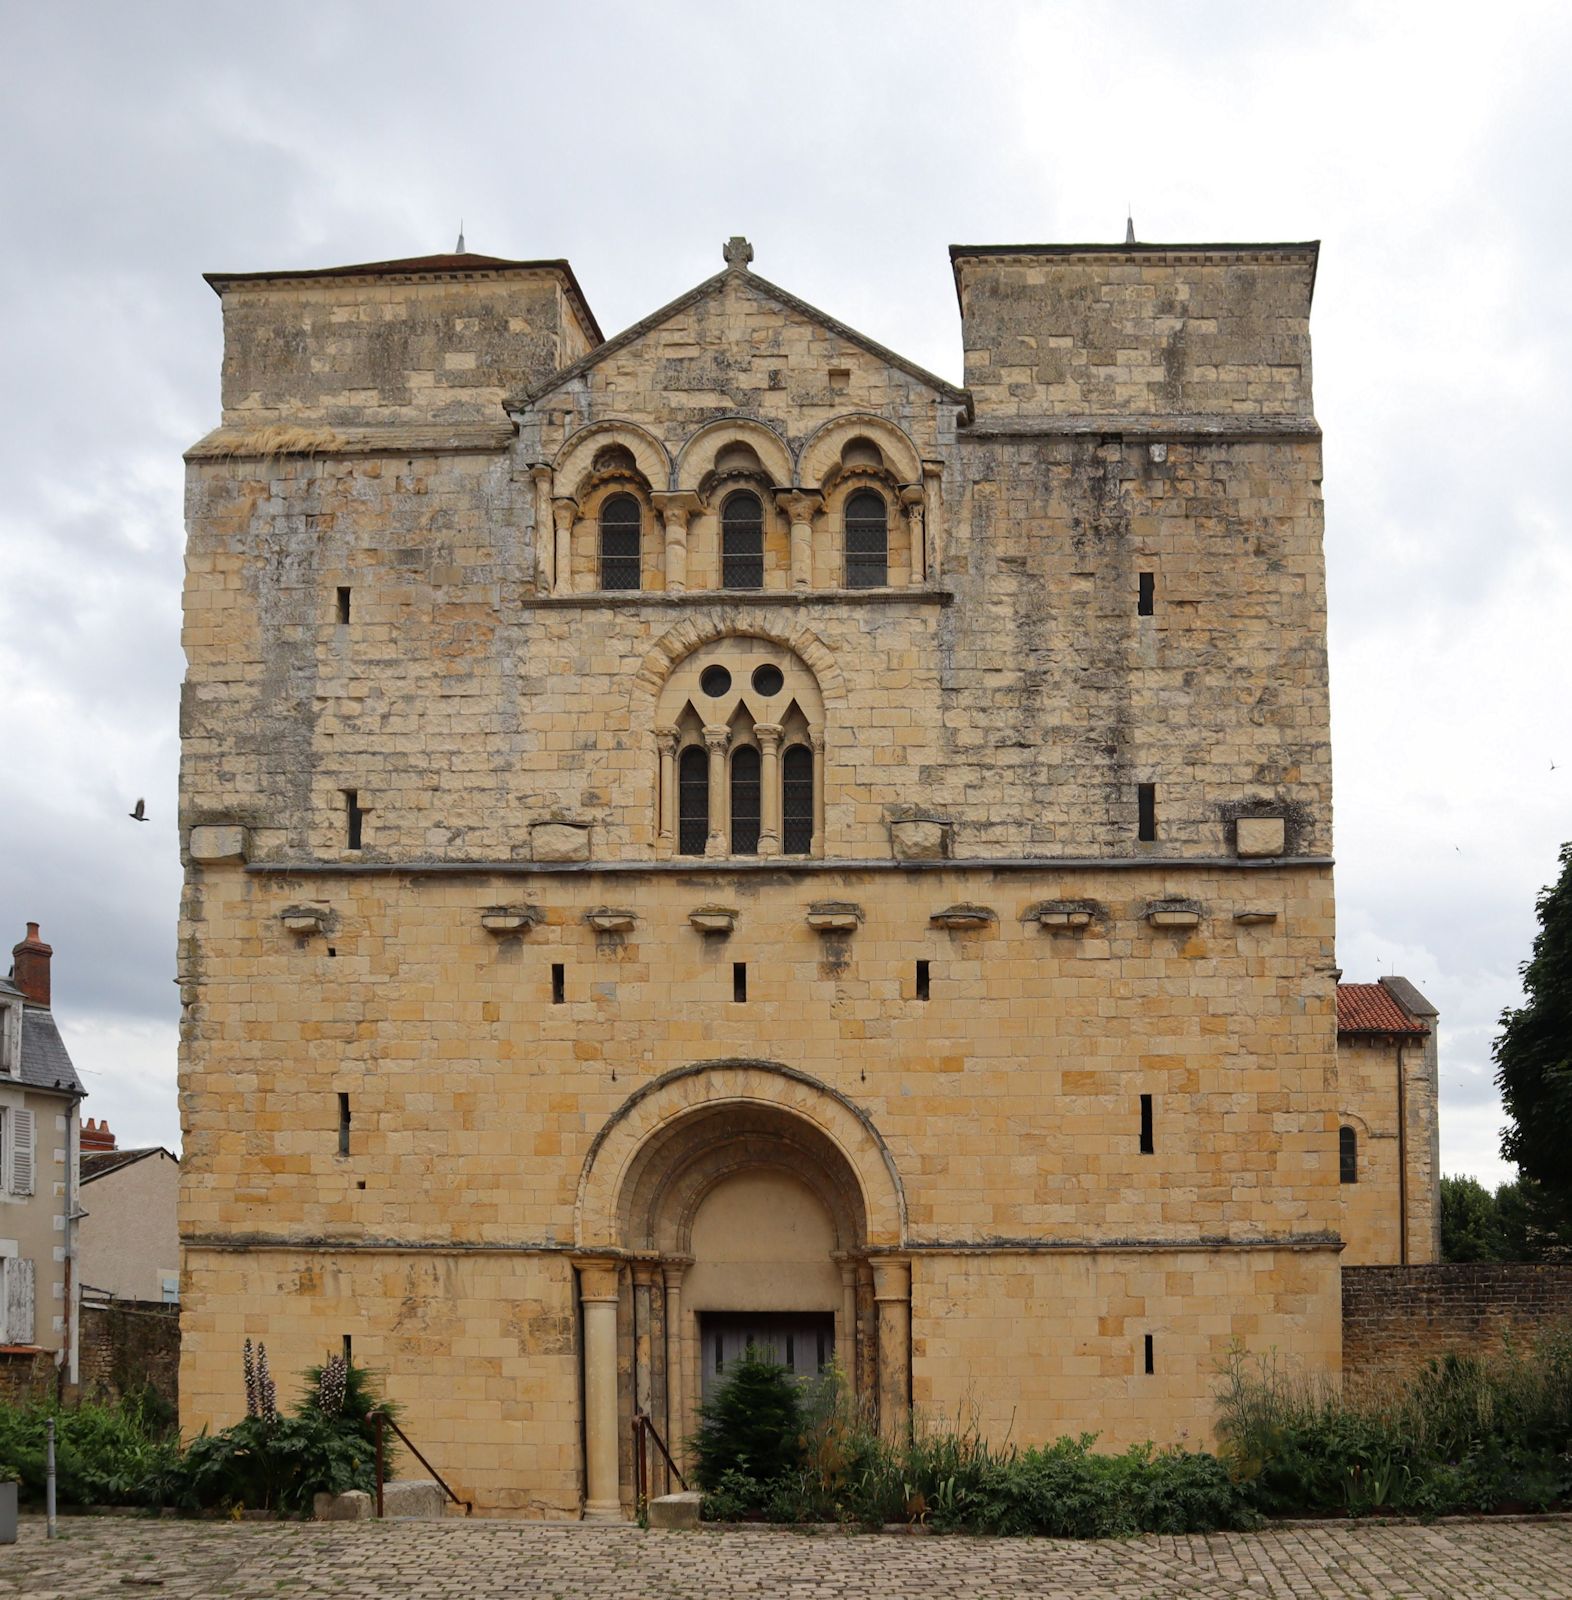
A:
1342;1265;1572;1392
953;247;1316;420
78;1300;180;1408
210;269;596;427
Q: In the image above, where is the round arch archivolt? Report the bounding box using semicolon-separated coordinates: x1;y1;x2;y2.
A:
630;615;845;710
554;419;672;497
799;413;923;489
675;417;794;491
575;1059;907;1252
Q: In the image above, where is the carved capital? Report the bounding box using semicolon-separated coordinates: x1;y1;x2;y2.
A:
754;722;784;751
774;488;823;524
655;724;681;757
551;496;578;533
702;723;732;752
652;489;702;528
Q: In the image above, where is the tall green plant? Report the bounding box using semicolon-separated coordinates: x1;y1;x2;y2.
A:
690;1344;806;1490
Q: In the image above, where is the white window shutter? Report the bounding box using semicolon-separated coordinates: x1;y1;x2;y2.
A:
3;1258;35;1345
9;1107;34;1196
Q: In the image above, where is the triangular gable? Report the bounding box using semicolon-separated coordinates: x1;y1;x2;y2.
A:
511;267;971;415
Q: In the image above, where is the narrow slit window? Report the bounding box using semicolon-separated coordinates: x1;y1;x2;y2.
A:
337;1093;351;1156
678;745;709;857
336;586;351;624
730;745;761;854
715;1335;723;1375
782;744;814;855
345;790;364;851
733;962;747;1003
551;963;565;1005
1140;1093;1154;1154
721;491;765;590
1340;1125;1358;1183
844;489;889;588
1138;571;1154;616
598;493;642;591
1137;783;1156;842
915;960;930;1001
1144;1334;1154;1374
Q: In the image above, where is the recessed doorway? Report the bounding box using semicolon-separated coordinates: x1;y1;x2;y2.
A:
699;1311;835;1400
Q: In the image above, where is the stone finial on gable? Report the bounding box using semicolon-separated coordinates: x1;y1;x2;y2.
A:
723;235;754;270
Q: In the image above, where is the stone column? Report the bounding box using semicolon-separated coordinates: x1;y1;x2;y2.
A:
631;1262;657;1424
575;1257;623;1520
872;1257;911;1443
755;723;783;857
921;462;943;581
702;724;730;857
776;490;821;590
530;465;554;591
663;1259;689;1477
901;486;926;586
837;1256;860;1389
810;732;825;856
653;491;699;595
551;498;578;596
655;727;679;847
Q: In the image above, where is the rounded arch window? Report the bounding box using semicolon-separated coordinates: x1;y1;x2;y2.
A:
678;746;709;857
1339;1125;1358;1184
730;745;761;855
782;744;814;855
721;492;765;590
599;493;642;591
844;489;888;589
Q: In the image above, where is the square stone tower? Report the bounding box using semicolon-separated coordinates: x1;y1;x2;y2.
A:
179;237;1336;1516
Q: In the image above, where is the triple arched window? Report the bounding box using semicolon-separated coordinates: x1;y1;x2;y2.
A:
674;739;816;858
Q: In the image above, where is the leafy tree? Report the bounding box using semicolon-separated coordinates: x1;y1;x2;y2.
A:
1495;841;1572;1236
690;1344;805;1490
1440;1174;1506;1261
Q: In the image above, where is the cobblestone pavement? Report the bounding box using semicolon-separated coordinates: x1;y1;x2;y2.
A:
4;1515;1571;1599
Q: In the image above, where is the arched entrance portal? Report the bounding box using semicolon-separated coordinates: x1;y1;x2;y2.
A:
573;1062;909;1519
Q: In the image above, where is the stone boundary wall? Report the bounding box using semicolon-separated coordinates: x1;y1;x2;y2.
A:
79;1299;180;1409
1343;1264;1572;1391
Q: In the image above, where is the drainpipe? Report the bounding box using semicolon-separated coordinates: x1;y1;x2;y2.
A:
58;1094;80;1397
1395;1044;1408;1267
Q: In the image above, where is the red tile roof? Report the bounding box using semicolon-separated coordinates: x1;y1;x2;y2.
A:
1337;983;1428;1036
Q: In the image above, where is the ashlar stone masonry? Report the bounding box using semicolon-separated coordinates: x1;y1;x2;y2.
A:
177;236;1425;1517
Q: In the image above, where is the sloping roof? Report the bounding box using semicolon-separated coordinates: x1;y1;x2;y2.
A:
17;1004;86;1096
1337;983;1430;1037
204;253;604;346
81;1146;178;1183
512;265;971;414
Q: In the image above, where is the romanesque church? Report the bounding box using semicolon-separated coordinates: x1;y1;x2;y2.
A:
178;234;1439;1516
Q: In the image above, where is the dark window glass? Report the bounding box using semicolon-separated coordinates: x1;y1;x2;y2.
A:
751;664;784;697
722;492;764;589
678;745;709;856
599;494;642;590
782;744;814;855
730;745;761;854
1340;1125;1358;1184
1137;783;1157;842
844;489;888;588
699;665;732;698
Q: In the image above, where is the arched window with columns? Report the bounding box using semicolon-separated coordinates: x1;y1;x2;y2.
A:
843;489;889;588
598;493;643;591
721;492;765;590
654;636;825;860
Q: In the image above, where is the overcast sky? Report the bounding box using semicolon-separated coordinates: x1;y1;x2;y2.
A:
2;1;1567;1184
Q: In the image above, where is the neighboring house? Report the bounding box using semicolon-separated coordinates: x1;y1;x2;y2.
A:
0;924;85;1385
179;233;1418;1518
1337;977;1442;1265
77;1122;180;1305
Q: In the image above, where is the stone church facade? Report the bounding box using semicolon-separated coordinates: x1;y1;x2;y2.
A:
178;234;1430;1516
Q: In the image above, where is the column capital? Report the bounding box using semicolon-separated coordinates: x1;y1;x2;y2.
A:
899;484;925;512
551;496;579;529
702;723;732;752
870;1257;911;1301
655;724;681;754
754;722;784;750
529;462;554;487
652;490;702;520
572;1254;622;1302
774;487;823;520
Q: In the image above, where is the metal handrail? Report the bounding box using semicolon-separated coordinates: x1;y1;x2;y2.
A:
631;1412;688;1515
372;1410;474;1517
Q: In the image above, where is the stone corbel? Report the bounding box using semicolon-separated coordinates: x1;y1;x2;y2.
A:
1026;900;1099;933
481;905;543;935
585;908;638;934
688;906;738;935
280;905;330;936
807;901;863;933
1146;898;1203;930
930;904;995;931
774;489;823;590
652;491;701;594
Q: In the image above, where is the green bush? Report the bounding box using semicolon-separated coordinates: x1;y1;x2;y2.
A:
171;1410;376;1515
690;1345;808;1490
0;1393;180;1508
1214;1331;1572;1517
694;1366;1257;1534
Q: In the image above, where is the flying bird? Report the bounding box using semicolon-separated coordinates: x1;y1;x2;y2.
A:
129;798;147;822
